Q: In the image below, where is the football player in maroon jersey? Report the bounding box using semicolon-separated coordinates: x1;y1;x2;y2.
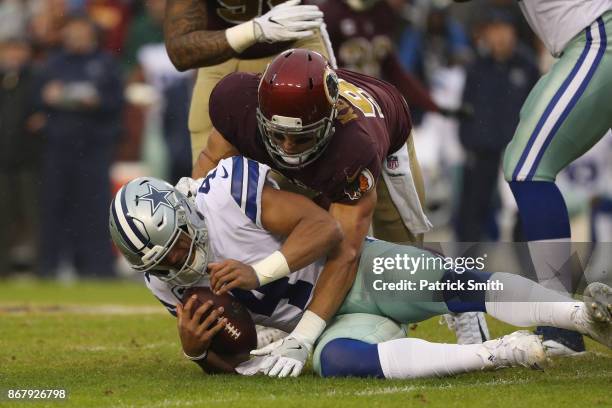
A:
320;0;439;113
193;48;432;376
163;0;334;168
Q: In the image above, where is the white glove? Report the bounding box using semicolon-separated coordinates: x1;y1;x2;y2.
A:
248;335;311;378
175;177;201;199
253;0;323;43
235;355;275;376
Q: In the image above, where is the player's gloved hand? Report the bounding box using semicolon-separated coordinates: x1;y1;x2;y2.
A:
208;259;260;295
175;177;201;199
253;0;323;43
234;355;273;376
249;335;311;377
176;294;227;359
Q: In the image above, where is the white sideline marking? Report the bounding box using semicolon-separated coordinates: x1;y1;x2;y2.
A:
71;342;173;352
0;304;166;315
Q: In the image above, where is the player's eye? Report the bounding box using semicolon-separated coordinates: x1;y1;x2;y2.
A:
293;137;313;145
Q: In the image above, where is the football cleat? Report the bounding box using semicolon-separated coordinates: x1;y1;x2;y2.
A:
478;330;547;369
442;312;491;344
537;327;585;357
571;282;612;349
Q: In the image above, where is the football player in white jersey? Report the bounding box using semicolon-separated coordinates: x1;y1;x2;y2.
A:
109;156;611;378
454;0;612;354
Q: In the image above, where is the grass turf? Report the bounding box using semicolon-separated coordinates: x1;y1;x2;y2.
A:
0;278;610;408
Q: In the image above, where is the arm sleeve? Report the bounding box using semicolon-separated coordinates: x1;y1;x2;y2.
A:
225;156;271;228
207;157;272;228
329;152;381;204
209;73;243;139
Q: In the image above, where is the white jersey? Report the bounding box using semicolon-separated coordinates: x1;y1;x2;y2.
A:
146;157;324;333
518;0;612;56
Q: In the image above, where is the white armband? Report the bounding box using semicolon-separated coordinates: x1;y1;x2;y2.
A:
225;20;257;53
251;250;290;286
291;310;326;351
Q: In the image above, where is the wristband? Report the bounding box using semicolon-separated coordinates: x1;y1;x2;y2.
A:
291;310;326;351
251;251;290;286
225;20;257;53
183;349;208;361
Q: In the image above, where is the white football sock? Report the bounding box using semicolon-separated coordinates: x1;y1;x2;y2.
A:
528;238;572;293
377;338;489;379
485;272;581;331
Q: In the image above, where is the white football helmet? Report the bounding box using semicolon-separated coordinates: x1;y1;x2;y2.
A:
109;177;210;287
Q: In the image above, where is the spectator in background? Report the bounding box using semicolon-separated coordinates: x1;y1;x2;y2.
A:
455;10;539;242
121;0;164;73
397;0;472;85
0;37;40;276
320;0;440;113
120;0;192;181
0;0;31;41
87;0;132;54
34;16;124;279
28;0;68;59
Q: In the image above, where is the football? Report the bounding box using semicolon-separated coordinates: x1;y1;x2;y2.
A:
182;286;257;355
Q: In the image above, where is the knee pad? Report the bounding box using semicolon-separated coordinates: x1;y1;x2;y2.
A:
320;338;384;378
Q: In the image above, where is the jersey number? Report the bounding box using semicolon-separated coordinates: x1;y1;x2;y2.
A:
231;277;313;317
216;0;285;24
338;78;384;118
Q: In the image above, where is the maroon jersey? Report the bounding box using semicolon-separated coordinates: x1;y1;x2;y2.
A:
209;69;412;204
320;1;438;112
205;0;293;59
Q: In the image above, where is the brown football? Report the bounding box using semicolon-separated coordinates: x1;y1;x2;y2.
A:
182;286;257;355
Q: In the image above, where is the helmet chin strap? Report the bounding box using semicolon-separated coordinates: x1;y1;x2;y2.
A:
167;246;209;287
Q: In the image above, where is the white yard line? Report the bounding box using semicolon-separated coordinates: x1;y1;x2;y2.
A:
0;304;166;315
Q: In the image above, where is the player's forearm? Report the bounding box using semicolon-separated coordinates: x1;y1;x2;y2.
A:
306;244;359;321
165;31;237;71
192;148;221;178
304;192;377;321
281;216;343;272
164;0;238;71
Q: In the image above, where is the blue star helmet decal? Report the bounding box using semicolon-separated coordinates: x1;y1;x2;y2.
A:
138;184;175;216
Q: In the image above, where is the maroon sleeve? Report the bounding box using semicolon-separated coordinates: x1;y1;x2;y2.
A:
209;72;259;142
382;53;439;113
327;150;382;204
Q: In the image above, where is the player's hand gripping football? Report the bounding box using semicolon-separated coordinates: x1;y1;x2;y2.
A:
236;335;310;378
176;295;227;358
253;0;323;43
209;259;260;295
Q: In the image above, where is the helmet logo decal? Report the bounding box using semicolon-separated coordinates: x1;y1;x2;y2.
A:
139;185;174;216
324;68;339;105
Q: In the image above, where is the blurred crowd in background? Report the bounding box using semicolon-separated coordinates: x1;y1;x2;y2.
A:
0;0;610;280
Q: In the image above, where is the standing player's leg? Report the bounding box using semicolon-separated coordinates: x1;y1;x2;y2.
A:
503;13;612;354
189;59;237;175
341;240;611;347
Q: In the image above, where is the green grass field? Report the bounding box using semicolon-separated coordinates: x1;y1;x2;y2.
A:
1;278;610;408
